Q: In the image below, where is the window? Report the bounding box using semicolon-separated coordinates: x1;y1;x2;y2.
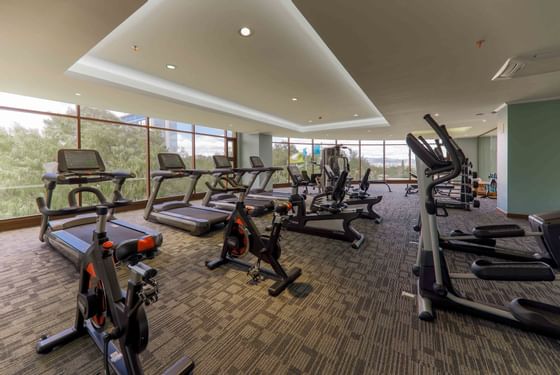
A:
0;91;236;222
150;118;192;132
272;142;289;184
195;135;226;192
196;125;225;136
0;109;77;218
361;143;384;180
150;129;193;197
343;144;361;181
81;119;147;202
81;106;147;125
289;137;312;144
290;143;313;172
385;142;410;179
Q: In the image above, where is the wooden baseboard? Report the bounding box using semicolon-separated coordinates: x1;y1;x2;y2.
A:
495;206;529;219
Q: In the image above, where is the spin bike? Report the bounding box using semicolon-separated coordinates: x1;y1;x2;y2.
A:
206;199;302;297
36;205;194;375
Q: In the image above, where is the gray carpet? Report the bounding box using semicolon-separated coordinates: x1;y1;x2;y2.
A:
1;185;559;374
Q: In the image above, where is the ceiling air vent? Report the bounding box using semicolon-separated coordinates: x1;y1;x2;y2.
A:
492;47;560;81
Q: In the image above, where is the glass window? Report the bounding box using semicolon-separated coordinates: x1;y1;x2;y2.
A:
80;106;147;125
195;125;225;136
0;110;77;218
150;118;192;132
150;129;193;197
361;145;384;180
272;136;288;143
342;145;361;181
0;92;75;115
289;137;312;144
81;120;147;202
226;130;234;137
313;139;336;145
290;144;313;173
361;140;383;145
410;148;417;177
385;144;410;179
336;139;359;145
272;143;289;184
195;134;225;192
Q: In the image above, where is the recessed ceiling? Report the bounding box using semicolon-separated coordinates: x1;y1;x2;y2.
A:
68;0;387;132
1;0;560;139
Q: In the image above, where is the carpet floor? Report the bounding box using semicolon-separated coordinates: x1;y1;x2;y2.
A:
1;185;559;374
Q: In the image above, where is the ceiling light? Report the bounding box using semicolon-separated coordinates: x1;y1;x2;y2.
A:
482;119;487;122
434;113;439;117
131;45;139;52
353;114;359;117
308;120;313;123
166;64;176;70
75;93;81;96
291;97;298;102
239;27;252;37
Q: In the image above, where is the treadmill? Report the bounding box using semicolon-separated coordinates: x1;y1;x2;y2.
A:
144;153;230;235
245;156;292;201
201;155;274;216
37;149;162;268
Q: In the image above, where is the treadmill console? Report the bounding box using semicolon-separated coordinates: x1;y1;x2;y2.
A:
213;155;232;169
249;156;264;168
158;153;186;170
57;149;105;173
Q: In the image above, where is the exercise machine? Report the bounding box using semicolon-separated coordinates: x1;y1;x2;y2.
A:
144;153;230;235
311;167;383;223
408;114;560;338
202;155;274;216
245;156;292;201
36;205;194;374
283;165;365;249
206;199;302;296
37;149;161;268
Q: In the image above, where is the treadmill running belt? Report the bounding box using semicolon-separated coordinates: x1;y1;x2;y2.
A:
166;206;227;223
65;223;146;245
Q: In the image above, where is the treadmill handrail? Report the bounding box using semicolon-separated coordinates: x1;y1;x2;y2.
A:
36;196;130;217
42;170;135;185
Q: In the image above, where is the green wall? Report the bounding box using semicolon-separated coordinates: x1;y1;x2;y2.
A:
506;99;560;214
478;135;497;180
455;137;478;172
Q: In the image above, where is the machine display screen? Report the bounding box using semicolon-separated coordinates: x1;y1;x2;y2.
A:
213;155;232;168
250;156;264;168
159;153;185;170
61;150;101;171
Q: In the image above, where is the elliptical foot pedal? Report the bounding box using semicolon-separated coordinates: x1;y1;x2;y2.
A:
509;298;560;338
206;258;228;270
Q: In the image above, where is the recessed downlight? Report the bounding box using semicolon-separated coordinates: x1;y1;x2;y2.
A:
482;119;487;123
353;114;359;117
434;113;439;117
166;64;176;70
291;97;298;102
239;27;252;37
131;45;139;52
75;93;81;96
308;120;313;123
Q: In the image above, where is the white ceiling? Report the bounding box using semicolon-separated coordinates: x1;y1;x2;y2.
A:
1;0;560;139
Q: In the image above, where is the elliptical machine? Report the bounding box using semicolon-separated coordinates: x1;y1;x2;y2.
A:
409;114;560;338
36;205;194;375
206;197;302;296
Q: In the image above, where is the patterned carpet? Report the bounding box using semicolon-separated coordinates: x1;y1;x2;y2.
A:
1;186;560;374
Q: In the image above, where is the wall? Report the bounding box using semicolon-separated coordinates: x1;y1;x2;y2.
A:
237;133;273;187
506;99;560;214
477;135;497;180
496;106;508;212
455;137;478;172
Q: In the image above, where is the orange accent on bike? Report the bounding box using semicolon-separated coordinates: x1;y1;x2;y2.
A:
137;236;155;252
86;263;96;278
102;241;113;250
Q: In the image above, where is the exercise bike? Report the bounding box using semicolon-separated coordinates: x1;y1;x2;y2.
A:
36;205;194;375
206;200;302;296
